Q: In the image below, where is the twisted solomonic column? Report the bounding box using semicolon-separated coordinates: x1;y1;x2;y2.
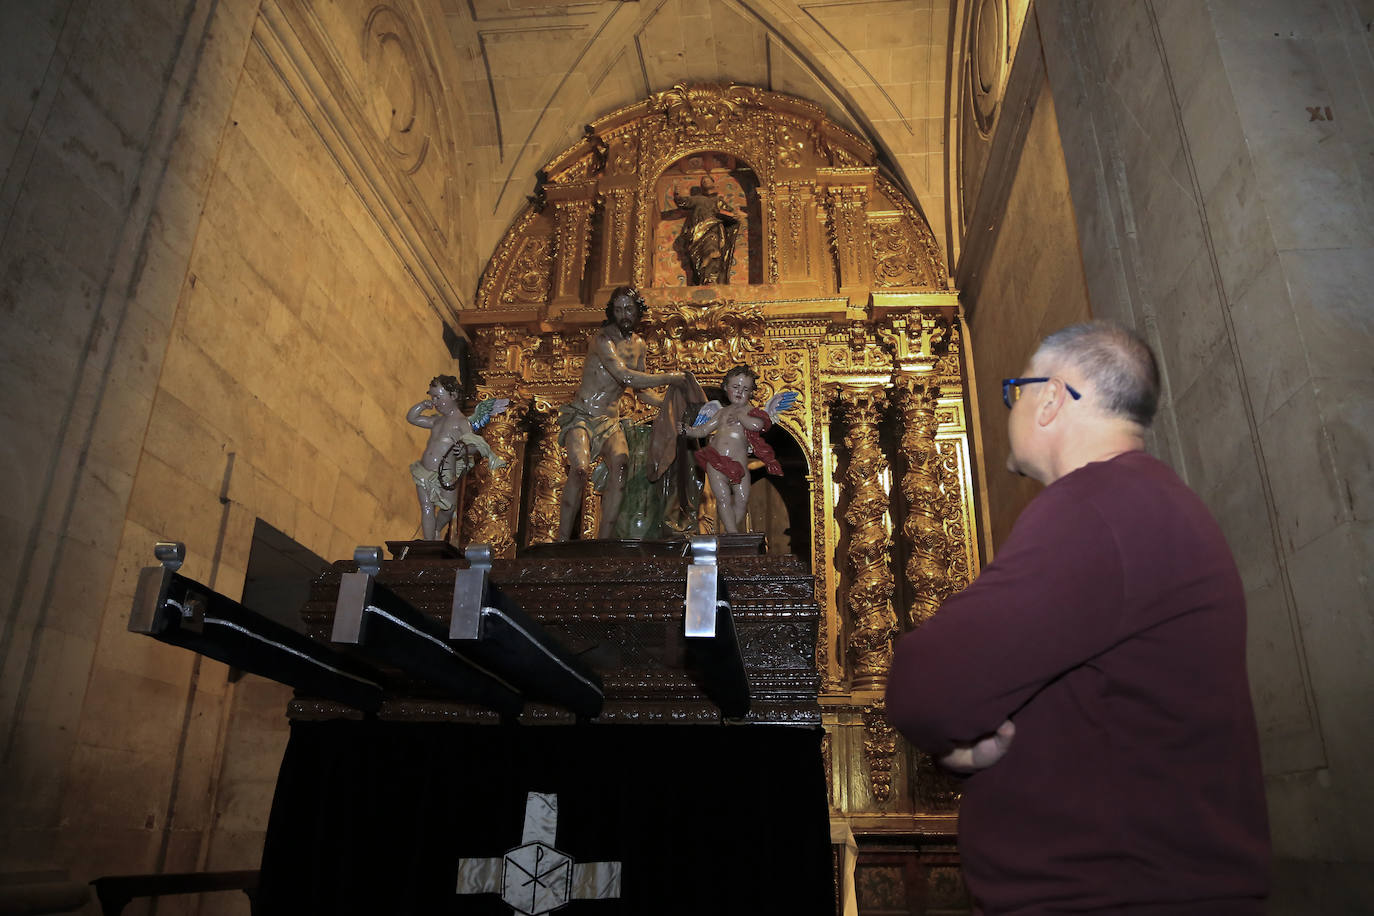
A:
839;385;897;690
524;399;566;547
895;378;968;812
896;378;951;627
468;395;530;558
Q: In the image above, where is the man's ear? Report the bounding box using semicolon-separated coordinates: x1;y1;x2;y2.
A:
1035;383;1067;428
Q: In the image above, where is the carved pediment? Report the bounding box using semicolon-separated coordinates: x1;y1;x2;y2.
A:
473;85;948;311
651;82;751;137
639;298;770;375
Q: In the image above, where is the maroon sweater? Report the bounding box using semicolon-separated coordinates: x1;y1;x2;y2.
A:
886;452;1269;914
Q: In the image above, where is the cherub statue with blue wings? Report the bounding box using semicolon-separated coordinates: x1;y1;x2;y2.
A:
681;365;798;534
406;374;509;540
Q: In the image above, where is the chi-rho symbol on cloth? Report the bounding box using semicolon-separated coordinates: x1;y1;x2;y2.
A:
456;792;622;915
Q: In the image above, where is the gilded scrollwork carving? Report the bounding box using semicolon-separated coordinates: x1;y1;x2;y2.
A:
551;194;599;301
472;325;540;376
476;207;540;309
525;399;566;546
827;143;865;168
876;174;949;287
879;309;948;371
755;185;779;283
602;188;634;285
812;377;838;690
913;748;962;811
839;386;896;689
500;237;553;304
467;394;529;558
862;702;897;803
870;220;924;289
475;86;950;307
934;321;964;387
548;153;599;184
639;299;770;374
823;183;873;291
579;477;599;541
633;86;774;288
771;181;820;281
774;118;810;168
608;129;639;175
652;82;749;136
823;320;893;372
936;441;974;592
476;86;951;310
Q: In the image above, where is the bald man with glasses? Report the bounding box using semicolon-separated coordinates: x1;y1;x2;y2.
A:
887;321;1269;915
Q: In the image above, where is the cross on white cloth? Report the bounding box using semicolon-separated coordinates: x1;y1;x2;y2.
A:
456;792;623;915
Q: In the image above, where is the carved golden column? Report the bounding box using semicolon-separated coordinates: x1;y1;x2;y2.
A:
823;181;874;297
547;181;599;307
772;180;823;284
839;385;897;689
467;395;530;558
812;386;844;693
897;377;948;627
524;398;566;547
753;185;778;283
599;185;635;290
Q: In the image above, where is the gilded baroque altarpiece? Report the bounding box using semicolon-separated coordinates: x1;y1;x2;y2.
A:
461;86;978;834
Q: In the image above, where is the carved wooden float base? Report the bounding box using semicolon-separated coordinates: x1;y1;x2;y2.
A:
297;551;820;725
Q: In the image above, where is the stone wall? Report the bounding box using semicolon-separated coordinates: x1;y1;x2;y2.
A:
0;0;470;904
959;0;1374;908
1;0;252;889
959;74;1093;548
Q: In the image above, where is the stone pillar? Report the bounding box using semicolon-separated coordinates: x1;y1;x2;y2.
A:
839;385;897;690
524;398;566;547
547;181;599;308
896;377;948;627
467;395;530;558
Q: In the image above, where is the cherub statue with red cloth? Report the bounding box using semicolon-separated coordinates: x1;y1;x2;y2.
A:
682;366;798;534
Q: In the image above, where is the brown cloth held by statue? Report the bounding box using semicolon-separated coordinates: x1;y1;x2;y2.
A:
647;373;707;482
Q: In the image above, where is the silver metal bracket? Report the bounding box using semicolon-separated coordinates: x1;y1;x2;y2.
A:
333;546;383;644
450;544;493;641
154;541;185;572
684;535;720;638
354;545;383;576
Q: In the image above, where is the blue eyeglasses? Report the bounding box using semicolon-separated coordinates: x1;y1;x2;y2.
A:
1002;378;1082;409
